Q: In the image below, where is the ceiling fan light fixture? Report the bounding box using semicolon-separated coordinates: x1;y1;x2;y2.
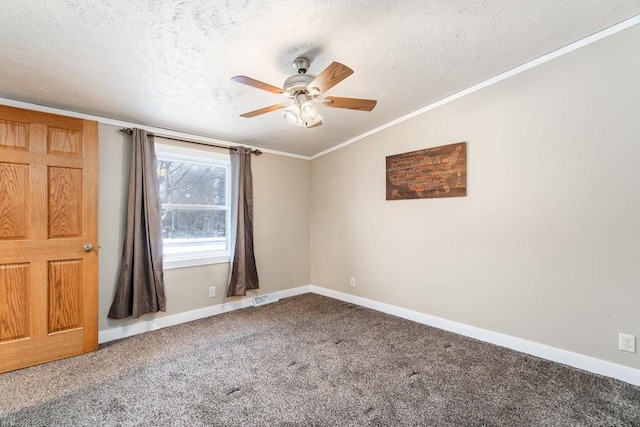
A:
283;103;323;128
284;103;302;126
283;93;323;128
302;114;323;128
300;100;322;122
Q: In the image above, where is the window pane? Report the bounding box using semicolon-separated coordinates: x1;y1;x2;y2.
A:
157;160;226;206
161;209;227;239
155;146;230;264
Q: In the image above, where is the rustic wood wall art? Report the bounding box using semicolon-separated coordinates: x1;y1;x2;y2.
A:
386;142;467;200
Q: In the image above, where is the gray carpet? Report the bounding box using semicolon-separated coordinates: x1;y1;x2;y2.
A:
1;293;639;426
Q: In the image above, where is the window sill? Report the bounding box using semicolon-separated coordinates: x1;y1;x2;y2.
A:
163;254;230;270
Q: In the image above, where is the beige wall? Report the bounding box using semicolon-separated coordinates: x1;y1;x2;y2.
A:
98;125;310;331
310;24;640;369
97;24;639;370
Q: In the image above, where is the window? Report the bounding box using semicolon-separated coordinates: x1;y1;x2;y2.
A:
155;141;231;269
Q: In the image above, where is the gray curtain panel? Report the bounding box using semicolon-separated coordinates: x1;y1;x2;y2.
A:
108;128;166;319
227;146;259;297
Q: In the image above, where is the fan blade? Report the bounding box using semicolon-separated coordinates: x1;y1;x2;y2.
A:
323;96;377;111
307;121;323;128
240;103;288;118
308;62;354;94
232;76;284;94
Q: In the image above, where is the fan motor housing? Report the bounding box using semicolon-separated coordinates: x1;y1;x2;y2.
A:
283;74;315;95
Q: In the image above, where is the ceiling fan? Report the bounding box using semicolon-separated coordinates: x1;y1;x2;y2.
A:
232;57;377;128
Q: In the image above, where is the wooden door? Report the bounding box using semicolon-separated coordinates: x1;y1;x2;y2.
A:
0;105;98;373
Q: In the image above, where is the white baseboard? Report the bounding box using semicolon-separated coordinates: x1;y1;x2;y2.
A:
98;285;311;344
99;283;640;386
309;285;640;387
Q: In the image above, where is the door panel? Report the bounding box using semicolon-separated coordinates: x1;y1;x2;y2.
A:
48;259;83;333
0;119;28;150
0;162;29;239
0;263;29;341
0;105;98;373
49;167;83;238
48;127;82;157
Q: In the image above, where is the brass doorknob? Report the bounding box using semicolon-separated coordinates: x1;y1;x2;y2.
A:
83;243;94;252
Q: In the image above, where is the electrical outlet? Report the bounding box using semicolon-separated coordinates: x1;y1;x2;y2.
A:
209;286;216;298
349;277;356;288
619;333;636;353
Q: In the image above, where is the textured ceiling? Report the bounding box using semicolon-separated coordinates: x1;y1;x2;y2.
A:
1;1;639;157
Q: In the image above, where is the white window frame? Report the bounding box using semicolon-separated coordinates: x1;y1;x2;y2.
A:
155;141;231;269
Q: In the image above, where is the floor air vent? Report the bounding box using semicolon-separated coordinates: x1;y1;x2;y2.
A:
253;294;279;307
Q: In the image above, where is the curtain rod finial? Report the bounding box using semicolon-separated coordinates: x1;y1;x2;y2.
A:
119;128;133;135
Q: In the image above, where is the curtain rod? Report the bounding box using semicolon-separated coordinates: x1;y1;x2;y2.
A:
118;128;262;156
